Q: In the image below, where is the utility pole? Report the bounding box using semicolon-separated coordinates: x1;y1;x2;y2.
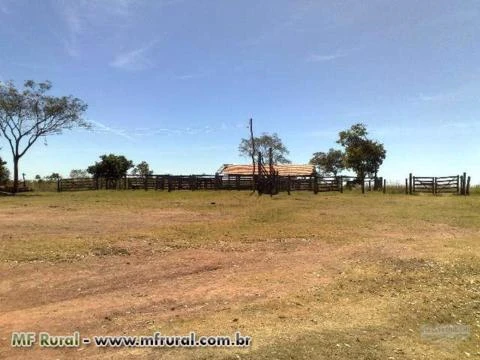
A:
249;118;256;191
269;147;274;196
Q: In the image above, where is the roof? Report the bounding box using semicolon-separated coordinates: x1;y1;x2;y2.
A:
218;164;315;176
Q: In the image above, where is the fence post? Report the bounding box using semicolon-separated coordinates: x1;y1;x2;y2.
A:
409;173;413;194
456;175;460;194
383;179;386;194
57;179;61;192
375;177;381;191
272;171;278;196
405;178;408;194
433;177;437;195
191;175;197;191
361;178;365;194
466;176;471;196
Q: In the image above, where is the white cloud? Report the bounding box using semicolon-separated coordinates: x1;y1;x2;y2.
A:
175;69;210;80
87;119;241;141
176;73;205;80
129;122;237;137
306;52;346;62
110;41;158;71
61;4;82;57
90;120;135;141
54;0;138;57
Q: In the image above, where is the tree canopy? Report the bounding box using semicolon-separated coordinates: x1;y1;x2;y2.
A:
0;80;88;192
69;169;89;178
45;172;61;181
336;123;386;179
0;156;9;183
238;132;291;164
131;161;153;178
87;154;134;179
309;148;345;176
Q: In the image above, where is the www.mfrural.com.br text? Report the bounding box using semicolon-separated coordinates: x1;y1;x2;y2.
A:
11;331;252;348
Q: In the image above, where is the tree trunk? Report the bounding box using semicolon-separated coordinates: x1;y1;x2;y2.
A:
13;156;19;194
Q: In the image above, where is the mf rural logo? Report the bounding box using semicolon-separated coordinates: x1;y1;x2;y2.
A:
11;332;84;348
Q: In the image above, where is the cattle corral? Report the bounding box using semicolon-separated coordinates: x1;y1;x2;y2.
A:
0;190;479;359
57;174;385;193
58;173;472;197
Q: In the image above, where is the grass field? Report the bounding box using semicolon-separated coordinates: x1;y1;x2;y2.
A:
1;190;479;359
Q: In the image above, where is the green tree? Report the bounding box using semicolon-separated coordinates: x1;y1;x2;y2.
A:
45;172;61;181
337;123;386;179
87;154;134;180
238;132;291;164
69;169;89;178
131;161;153;178
309;148;345;176
0;80;88;193
0;156;9;183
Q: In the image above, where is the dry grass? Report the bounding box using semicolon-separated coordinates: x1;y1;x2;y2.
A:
0;190;479;359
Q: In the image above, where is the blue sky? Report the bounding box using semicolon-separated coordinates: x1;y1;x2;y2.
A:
0;0;479;183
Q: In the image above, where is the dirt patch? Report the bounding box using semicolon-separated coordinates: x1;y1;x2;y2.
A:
0;239;344;359
1;192;479;359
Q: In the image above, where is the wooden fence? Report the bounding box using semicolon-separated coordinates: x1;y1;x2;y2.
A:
58;174;385;194
406;173;470;195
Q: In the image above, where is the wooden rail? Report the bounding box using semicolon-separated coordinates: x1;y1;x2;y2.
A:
405;173;470;195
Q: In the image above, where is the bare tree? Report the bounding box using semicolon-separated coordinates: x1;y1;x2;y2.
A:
0;80;88;192
238;132;291;164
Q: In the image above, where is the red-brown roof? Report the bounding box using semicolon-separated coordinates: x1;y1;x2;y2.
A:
218;164;315;176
